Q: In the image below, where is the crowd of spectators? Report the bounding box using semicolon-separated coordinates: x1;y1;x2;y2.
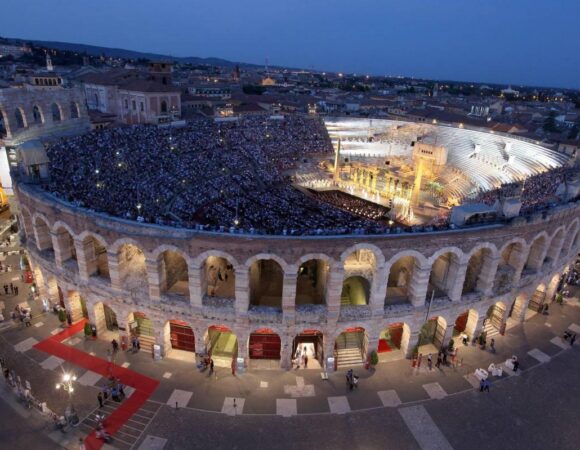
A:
309;190;391;221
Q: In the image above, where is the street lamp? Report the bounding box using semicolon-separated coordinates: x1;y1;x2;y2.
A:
56;372;79;426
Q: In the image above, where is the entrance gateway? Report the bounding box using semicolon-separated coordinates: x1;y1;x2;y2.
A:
206;325;238;368
169;320;195;352
293;330;323;368
249;329;281;359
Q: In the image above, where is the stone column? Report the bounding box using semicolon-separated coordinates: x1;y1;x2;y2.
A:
195;330;206;354
323;334;335;369
91;302;107;336
146;258;161;302
189;266;203;312
477;254;500;296
472;314;486;337
405;329;420;358
370;264;388;315
441;324;456;348
235;269;250;317
409;264;430;307
282;272;297;325
75;238;94;283
53;229;76;270
108;251;122;291
326;266;344;321
279;335;293;370
446;261;467;302
400;324;412;358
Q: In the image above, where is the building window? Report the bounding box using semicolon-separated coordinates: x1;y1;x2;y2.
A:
140;102;144;112
132;100;136;110
161;100;168;114
125;100;129;109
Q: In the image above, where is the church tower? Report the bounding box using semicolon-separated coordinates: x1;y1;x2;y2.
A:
46;51;54;72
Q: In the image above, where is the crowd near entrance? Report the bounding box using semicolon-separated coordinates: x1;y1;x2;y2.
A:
169;320;195;353
293;330;323;368
206;325;238;368
335;327;367;369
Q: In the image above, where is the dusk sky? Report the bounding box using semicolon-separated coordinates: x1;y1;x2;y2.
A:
2;0;579;88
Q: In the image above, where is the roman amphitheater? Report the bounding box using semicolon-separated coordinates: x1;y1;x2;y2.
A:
12;115;580;371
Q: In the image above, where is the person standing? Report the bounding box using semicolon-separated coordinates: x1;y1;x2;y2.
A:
427;353;433;371
435;353;442;369
210;358;215;374
97;392;104;408
111;339;119;353
304;355;308;368
14;286;18;296
571;334;576;346
9;283;14;294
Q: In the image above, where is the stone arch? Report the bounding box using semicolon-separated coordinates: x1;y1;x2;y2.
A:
164;319;196;354
115;242;148;293
19;206;34;242
53;223;77;270
428;248;463;299
32;105;44;124
70;101;80;119
524;232;549;272
462;245;496;296
205;324;238;367
155;247;190;298
127;311;156;352
378;322;411;358
485;301;507;333
78;231;110;280
453;309;479;339
418;316;448;350
199;252;237;301
564;222;580;257
51;102;62;122
248;257;284;309
340;275;370;305
340;243;385;267
509;291;530;322
93;301;120;337
244;253;289;273
547;227;566;264
334;326;368;369
248;327;282;361
32;214;53;253
14;107;26;129
295;256;331;306
495;238;526;293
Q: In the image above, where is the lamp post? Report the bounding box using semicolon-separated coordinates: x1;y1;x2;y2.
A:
56;372;79;426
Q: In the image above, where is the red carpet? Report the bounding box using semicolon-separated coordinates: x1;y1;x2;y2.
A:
33;319;159;449
378;339;392;353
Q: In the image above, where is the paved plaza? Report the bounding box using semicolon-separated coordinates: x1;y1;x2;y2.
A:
1;213;579;449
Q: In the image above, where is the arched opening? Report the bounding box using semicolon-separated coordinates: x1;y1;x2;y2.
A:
494;242;524;293
249;328;281;365
429;252;461;298
295;259;329;306
166;320;195;353
249;259;283;309
340;276;370;305
82;235;110;281
93;302;119;339
462;248;493;296
32;105;43;124
128;312;155;353
344;248;377;273
418;316;448;353
51;102;62;122
14;108;26;129
202;255;235;303
117;244;147;292
161;100;168;114
335;327;367;369
70;102;80;119
524;235;548;273
33;216;53;256
453;309;478;341
293;329;323;369
484;302;506;336
385;256;416;305
67;291;88;323
205;325;238;368
378;322;410;361
527;284;546;315
0;110;6;136
508;292;528;323
547;229;565;263
54;226;77;271
159;250;189;298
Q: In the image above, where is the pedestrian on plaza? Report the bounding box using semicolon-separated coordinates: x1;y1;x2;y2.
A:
9;283;14;294
66;311;72;326
23;314;31;327
118;383;125;400
97;392;104;408
435;353;442;369
111;386;120;402
490;338;496;353
210;358;214;374
111;339;119;353
136;337;140;351
483;379;490;392
3;284;8;294
427;353;433;371
102;386;109;401
304;355;308;368
571;334;577;346
14;286;18;296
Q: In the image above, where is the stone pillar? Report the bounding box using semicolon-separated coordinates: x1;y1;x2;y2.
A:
146;258;161;302
409;264;430;307
447;261;467;302
369;264;388;315
464;310;479;338
91;302;107;336
279;335;293;370
477;255;500;296
405;330;420;358
75;238;94;282
323;334;335;368
108;251;122;291
53;229;76;269
546;275;560;302
189;266;203;312
400;324;412;358
326;267;344;321
441;324;455;348
473;314;486;337
282;272;297;325
235;269;250;317
195;329;206;354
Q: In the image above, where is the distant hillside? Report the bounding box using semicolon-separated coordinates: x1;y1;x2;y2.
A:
5;37;261;68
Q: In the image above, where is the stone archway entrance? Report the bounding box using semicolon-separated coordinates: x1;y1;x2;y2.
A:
418;317;447;354
206;325;238;368
248;328;281;369
335;327;367;369
169;320;195;353
484;302;506;337
128;312;155;353
293;330;323;369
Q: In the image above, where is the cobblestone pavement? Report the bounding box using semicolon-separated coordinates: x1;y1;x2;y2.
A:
1;214;579;449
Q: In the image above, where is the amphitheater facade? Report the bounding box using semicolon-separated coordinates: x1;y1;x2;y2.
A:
16;181;580;370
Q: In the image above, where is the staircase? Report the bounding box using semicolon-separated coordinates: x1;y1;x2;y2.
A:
528;291;545;312
209;332;237;368
335;332;364;369
482;320;500;338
